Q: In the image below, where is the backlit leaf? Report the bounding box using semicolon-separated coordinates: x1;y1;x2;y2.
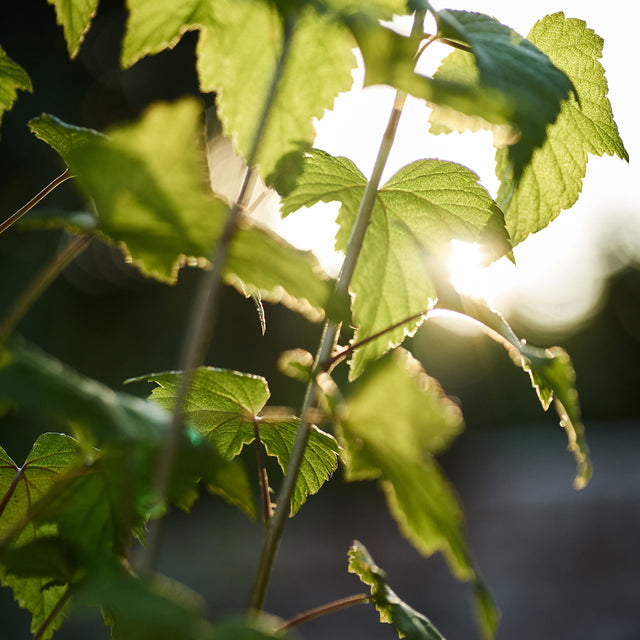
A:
431;10;573;182
138;368;340;515
337;350;498;637
0;46;32;139
29;113;103;164
47;0;99;58
349;16;515;132
348;540;446;640
495;13;629;245
436;297;591;489
123;0;356;186
0;433;81;638
283;149;509;378
63;100;330;320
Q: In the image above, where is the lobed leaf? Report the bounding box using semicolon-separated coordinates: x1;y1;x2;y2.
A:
436;297;591;489
139;368;340;514
58;100;330;320
495;13;629;245
348;541;446;640
337;349;498;637
283;149;509;378
29;113;103;164
0;433;82;638
47;0;99;58
0;338;228;546
123;0;356;188
431;10;574;183
0;46;32;139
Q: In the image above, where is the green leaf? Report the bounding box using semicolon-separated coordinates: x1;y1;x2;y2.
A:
0;338;222;542
337;350;498;638
283;149;509;378
348;17;516;136
47;0;99;58
429;10;573;183
79;565;214;640
0;337;172;447
122;0;356;186
0;433;81;639
64;99;331;320
0;46;32;139
29;113;103;164
495;13;629;245
439;297;591;489
138;368;340;515
348;540;446;640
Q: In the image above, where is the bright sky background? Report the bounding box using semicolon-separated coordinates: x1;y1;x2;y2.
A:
275;1;638;336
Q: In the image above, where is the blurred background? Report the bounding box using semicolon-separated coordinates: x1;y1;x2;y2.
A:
0;1;638;638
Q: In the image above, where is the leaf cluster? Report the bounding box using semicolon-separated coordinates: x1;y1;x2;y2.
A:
0;0;627;639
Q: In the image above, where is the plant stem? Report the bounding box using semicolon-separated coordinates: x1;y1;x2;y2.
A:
254;419;273;525
140;16;295;576
277;593;370;632
326;308;431;369
0;233;91;339
32;584;72;640
248;89;408;613
0;168;71;236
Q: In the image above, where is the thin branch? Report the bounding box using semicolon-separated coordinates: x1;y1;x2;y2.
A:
33;584;72;640
325;308;431;370
139;16;296;576
422;32;473;54
0;168;72;236
0;233;91;339
248;89;409;614
253;418;273;525
277;593;370;632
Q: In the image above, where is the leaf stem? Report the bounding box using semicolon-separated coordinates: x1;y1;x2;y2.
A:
0;233;91;339
253;418;273;525
248;89;408;613
277;593;370;632
140;15;296;576
32;584;72;640
0;168;71;236
326;308;431;369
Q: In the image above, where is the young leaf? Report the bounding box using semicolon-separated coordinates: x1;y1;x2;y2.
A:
28;113;103;164
0;46;32;139
337;349;498;637
495;13;629;245
47;0;99;58
348;540;446;640
138;368;340;515
0;433;81;639
60;100;330;319
122;0;356;186
431;10;574;182
435;297;591;489
283;149;509;378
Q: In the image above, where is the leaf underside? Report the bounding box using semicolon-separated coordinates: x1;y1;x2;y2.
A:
283;149;509;378
33;102;332;321
348;540;447;640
